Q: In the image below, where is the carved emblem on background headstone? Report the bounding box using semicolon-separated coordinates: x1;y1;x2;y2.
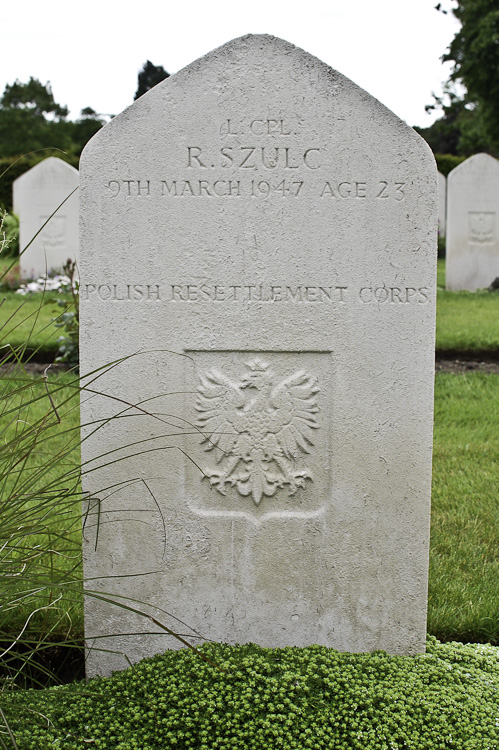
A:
468;211;495;243
196;358;320;506
40;215;66;247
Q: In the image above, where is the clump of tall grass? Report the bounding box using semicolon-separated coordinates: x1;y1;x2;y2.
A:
0;203;198;747
0;206;85;692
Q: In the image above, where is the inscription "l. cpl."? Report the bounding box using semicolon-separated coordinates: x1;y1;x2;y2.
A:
221;118;295;136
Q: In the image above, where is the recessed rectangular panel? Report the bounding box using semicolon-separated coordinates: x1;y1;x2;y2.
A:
185;350;332;521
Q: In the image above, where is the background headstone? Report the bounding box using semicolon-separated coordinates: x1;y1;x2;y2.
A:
80;35;437;677
438;171;446;239
13;157;79;279
446;153;499;291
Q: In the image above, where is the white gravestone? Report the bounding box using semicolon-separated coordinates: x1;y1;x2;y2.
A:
438;171;446;239
79;35;437;677
13;157;79;279
446;153;499;290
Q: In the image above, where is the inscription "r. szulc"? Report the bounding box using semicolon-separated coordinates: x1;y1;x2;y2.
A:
187;146;321;170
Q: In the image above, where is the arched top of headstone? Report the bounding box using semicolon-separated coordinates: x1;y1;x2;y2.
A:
14;156;78;188
448;152;499;181
82;34;432;168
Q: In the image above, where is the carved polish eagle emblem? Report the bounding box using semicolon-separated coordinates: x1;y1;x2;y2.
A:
195;358;320;506
469;211;495;243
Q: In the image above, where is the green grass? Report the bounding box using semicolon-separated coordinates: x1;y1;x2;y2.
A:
437;257;445;289
436;258;499;353
0;371;497;647
5;639;498;749
436;288;499;353
428;372;499;644
0;254;73;358
0;371;83;643
0;289;64;356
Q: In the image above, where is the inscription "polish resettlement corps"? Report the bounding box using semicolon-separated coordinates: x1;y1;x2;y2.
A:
80;283;430;305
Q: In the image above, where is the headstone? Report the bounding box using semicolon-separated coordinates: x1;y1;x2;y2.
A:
13;157;79;279
79;35;437;678
438;171;446;238
446;153;499;291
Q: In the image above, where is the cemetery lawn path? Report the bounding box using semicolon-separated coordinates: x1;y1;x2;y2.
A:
436;356;499;374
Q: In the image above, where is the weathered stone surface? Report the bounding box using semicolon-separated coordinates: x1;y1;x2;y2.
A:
438;171;446;238
79;35;437;677
446;153;499;291
13;157;79;279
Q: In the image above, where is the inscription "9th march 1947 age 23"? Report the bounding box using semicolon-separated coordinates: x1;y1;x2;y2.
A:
106;177;406;200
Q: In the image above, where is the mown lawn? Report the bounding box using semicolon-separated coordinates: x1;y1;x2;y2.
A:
0;371;83;642
436;289;499;353
0;369;497;646
436;257;499;353
0;290;63;356
429;372;499;643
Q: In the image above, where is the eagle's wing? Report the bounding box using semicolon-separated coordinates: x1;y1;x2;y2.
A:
268;370;320;459
195;369;246;461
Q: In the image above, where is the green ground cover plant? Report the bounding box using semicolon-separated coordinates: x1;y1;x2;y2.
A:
5;638;498;749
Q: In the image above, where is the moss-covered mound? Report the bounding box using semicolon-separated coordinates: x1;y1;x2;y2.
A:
6;637;499;749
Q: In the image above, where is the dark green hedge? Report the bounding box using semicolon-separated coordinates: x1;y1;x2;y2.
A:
435;153;467;177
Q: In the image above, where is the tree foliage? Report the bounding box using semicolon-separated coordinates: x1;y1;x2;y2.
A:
444;0;499;123
414;86;492;156
134;60;170;100
0;78;103;159
1;77;68;119
418;0;499;155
